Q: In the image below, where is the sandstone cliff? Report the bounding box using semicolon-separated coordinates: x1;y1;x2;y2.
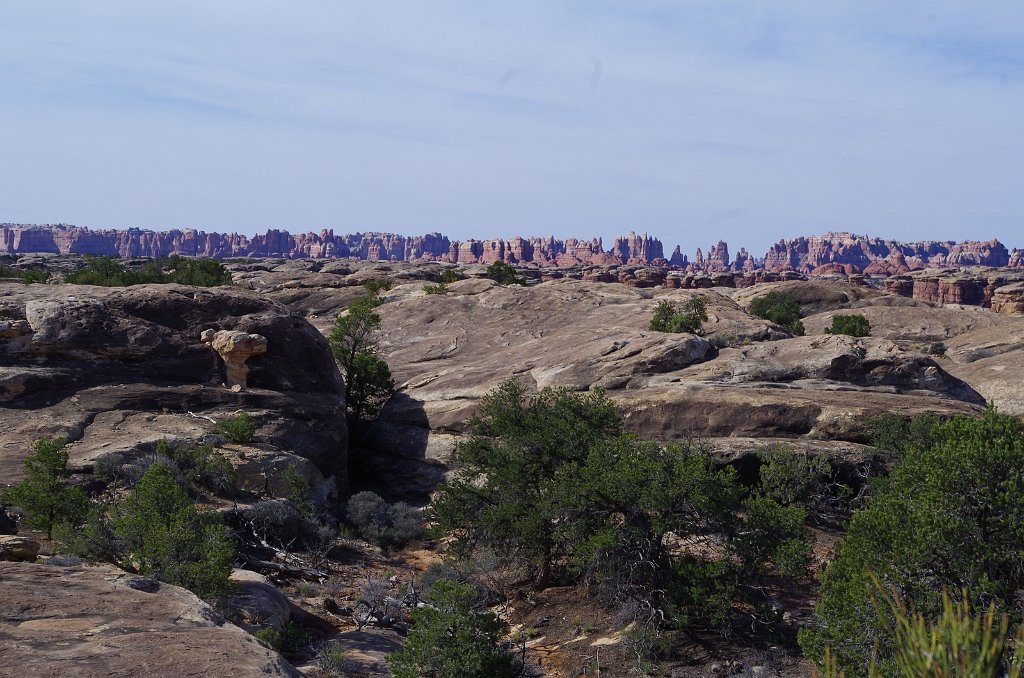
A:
2;224;1020;275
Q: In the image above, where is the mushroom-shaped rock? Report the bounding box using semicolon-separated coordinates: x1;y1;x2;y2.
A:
202;329;268;388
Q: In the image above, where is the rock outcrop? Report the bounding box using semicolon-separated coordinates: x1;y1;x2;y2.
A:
201;329;268;388
0;283;347;485
0;535;40;562
346;277;985;501
992;282;1024;316
0;561;300;677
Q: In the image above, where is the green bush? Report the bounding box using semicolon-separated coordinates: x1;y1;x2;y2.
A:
0;264;49;283
484;260;525;286
439;268;464;284
283;465;315;520
877;587;1023;677
800;408;1024;675
430;380;811;633
826;314;871;337
315;640;354;676
64;255;231;287
363;278;395;294
649;296;708;334
387;579;524;678
2;437;89;539
111;464;235;600
54;503;115;561
163;255;233;286
215;411;256;444
329;294;394;428
748;291;805;336
155;439;236;496
345;491;423;550
423;282;448;295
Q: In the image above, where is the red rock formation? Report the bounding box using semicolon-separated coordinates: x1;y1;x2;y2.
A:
706;241;730;272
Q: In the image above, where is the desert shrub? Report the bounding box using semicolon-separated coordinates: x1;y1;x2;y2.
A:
825;314;871;337
254;627;283;650
315;641;356;676
707;333;743;349
215;411;256;444
363;278;395;294
649;296;708;334
64;255;230;287
927;341;947;356
154;439;235;495
440;268;464;284
484;260;526;286
54;502;116;561
756;445;852;525
46;554;83;567
345;491;423;550
387;579;525;678
423;282;448;294
2;437;89;538
748;290;805;335
238;500;307;547
353;574;410;630
431;380;811;633
0;264;49;283
329;294;394;429
800;408;1024;675
163;255;232;286
297;581;320;598
866;413;940;459
111;464;236;600
963;347;997;363
876;587;1023;677
283;464;315;520
95;451;182;487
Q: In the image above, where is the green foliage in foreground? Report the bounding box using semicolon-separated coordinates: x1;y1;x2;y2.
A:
801;408;1024;675
2;437;89;539
111;464;235;600
430;380;812;632
820;587;1024;678
826;313;871;337
64;255;232;287
748;290;805;336
649;296;709;334
387;579;524;678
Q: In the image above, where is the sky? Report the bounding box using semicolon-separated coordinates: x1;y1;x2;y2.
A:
1;1;1023;257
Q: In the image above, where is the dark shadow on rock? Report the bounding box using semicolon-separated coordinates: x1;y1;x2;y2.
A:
347;391;447;506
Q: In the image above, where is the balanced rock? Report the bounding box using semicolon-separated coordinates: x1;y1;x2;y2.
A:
201;329;268;388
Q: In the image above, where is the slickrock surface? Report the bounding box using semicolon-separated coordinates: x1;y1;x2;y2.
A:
351;278;987;500
0;282;346;485
0;562;301;677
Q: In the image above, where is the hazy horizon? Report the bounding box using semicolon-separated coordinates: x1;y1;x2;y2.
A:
2;2;1022;256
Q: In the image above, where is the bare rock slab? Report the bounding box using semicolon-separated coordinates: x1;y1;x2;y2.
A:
0;562;301;677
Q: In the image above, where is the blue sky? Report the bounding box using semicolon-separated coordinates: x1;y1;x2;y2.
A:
1;1;1022;257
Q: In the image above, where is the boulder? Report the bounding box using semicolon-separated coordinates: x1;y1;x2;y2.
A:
0;535;40;562
0;561;300;677
225;569;292;633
